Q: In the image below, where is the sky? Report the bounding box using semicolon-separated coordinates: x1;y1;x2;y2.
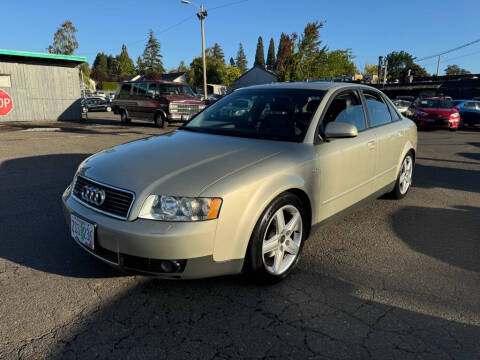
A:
1;0;480;75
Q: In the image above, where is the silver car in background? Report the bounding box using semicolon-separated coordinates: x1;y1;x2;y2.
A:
393;99;412;116
62;82;417;282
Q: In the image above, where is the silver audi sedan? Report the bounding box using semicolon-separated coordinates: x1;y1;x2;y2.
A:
62;82;417;282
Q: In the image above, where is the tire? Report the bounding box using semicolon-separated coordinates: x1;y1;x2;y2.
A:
390;152;414;199
244;193;307;283
120;110;131;124
155;113;168;129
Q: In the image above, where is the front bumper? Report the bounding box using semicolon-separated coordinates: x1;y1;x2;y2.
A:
414;118;459;129
62;189;243;279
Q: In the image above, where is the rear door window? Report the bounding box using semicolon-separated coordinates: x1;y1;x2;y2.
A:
363;91;393;127
148;83;158;98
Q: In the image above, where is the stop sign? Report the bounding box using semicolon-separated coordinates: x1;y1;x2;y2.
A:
0;89;13;116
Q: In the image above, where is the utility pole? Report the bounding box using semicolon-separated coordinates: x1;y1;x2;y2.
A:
383;59;388;86
377;56;383;85
436;55;441;76
181;0;208;98
199;5;208;99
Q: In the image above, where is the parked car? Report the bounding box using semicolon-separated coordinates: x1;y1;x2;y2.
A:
393;99;412;115
453;100;480;127
412;97;460;130
62;82;417;282
112;81;205;128
81;97;112;112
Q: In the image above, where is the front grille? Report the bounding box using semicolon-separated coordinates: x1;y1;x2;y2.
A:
73;176;134;220
177;104;201;114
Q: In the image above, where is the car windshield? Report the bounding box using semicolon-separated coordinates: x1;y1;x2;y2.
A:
418;99;453;109
158;85;195;96
183;88;326;142
394;100;411;107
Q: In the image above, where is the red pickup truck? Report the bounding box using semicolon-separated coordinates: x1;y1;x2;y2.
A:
112;80;206;128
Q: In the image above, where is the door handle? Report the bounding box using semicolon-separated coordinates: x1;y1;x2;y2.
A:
367;140;376;150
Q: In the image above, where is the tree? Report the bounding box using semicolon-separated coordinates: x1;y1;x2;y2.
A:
48;20;78;55
189;56;226;90
275;33;295;81
107;55;120;77
229;57;236;66
225;66;242;87
91;52;108;80
295;21;328;80
212;43;225;63
266;38;276;70
117;44;135;76
78;62;91;87
363;63;378;76
385;51;428;81
444;64;471;75
254;36;265;68
319;49;357;77
236;43;248;74
137;29;165;75
177;60;189;73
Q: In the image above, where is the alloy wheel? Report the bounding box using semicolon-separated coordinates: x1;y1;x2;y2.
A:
399;155;413;195
262;205;303;275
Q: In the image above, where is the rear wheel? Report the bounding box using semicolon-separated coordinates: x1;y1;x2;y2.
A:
155;113;168;128
120;110;131;124
390;152;414;199
245;193;307;283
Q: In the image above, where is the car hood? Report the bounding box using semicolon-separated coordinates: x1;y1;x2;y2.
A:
77;130;285;199
161;95;204;104
418;107;456;115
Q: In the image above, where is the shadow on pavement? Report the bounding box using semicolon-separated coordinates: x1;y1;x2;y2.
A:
413;163;480;193
0;154;120;278
392;205;480;273
45;271;480;359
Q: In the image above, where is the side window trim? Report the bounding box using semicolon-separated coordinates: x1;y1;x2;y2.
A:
361;89;393;128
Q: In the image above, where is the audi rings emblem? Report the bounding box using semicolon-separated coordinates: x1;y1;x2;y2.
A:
81;185;106;206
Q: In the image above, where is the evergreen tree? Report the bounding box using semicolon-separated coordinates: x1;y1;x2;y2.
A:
117;44;135;76
254;36;265;68
236;43;248;74
177;60;189;73
107;55;120;77
266;38;276;70
275;33;295;81
92;52;108;75
229;57;236;66
138;29;165;75
212;43;225;63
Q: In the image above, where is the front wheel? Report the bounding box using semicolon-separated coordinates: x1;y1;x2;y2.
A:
390;152;414;199
120;110;131;124
244;193;307;283
155;113;168;128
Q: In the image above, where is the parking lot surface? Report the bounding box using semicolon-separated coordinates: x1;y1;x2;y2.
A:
1;113;479;359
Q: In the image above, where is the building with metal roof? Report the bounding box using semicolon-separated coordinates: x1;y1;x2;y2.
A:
0;49;87;122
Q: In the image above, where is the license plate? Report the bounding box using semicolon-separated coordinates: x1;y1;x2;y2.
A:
71;214;95;250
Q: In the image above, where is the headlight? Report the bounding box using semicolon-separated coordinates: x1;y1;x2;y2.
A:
450;112;460;118
138;195;222;221
198;105;206;110
169;103;179;113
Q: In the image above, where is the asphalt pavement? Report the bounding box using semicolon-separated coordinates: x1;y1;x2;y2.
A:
1;113;479;359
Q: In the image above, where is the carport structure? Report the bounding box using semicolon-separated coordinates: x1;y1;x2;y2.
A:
0;49;86;122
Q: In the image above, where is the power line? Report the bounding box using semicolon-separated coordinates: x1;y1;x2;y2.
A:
416;38;480;61
421;48;480;67
82;0;250;56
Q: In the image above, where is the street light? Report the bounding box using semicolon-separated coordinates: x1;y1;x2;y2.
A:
181;0;208;99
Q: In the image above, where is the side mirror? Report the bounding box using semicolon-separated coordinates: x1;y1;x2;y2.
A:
325;122;358;138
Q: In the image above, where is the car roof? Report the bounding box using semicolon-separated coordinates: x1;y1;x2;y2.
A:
240;81;381;92
125;80;188;86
